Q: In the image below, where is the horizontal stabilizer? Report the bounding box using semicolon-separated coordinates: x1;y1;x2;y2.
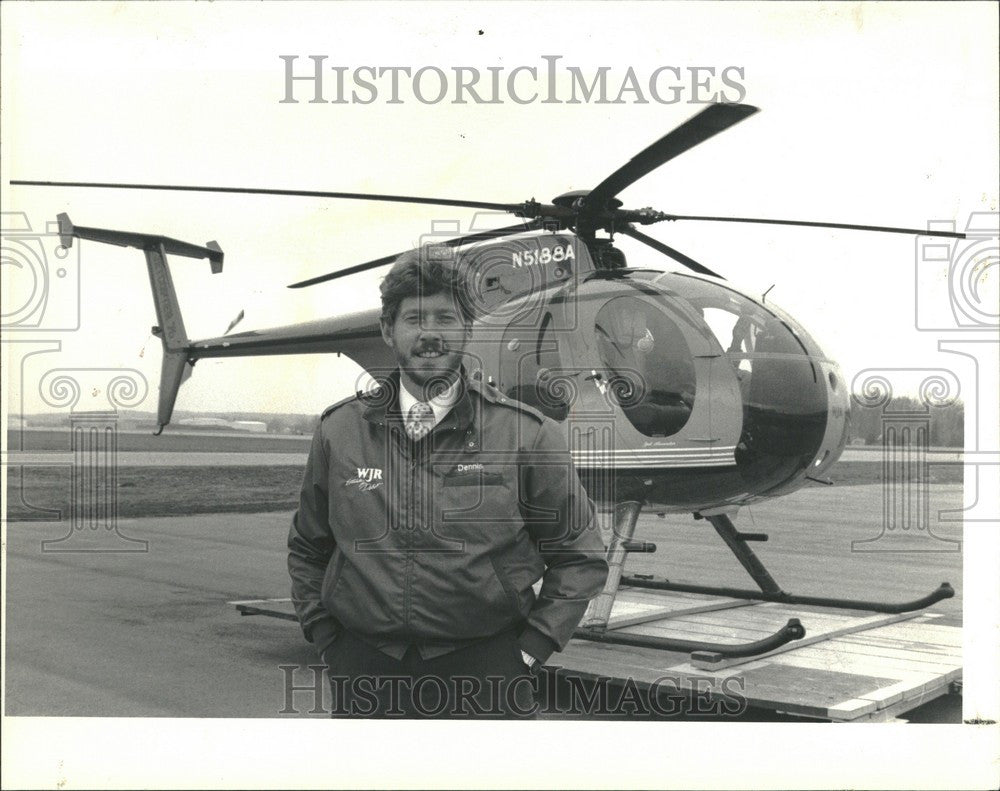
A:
55;213;224;270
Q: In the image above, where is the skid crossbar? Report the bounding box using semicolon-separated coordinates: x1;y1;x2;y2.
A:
573;504;809;659
621;513;955;614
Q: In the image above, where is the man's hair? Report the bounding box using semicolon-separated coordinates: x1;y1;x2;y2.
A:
379;247;474;325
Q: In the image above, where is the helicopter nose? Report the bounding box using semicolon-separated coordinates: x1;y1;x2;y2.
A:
810;362;851;475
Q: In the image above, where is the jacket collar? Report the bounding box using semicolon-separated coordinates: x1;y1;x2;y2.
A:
362;369;474;431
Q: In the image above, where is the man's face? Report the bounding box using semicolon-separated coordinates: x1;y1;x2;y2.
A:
381;291;471;396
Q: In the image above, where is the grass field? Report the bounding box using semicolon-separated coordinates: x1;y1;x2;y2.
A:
7;428;311;453
5;460;964;520
6;465;305;520
6;427;964;519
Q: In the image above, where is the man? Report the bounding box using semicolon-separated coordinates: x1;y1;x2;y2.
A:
287;247;608;718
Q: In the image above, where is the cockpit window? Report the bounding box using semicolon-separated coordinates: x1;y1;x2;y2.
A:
673;277;812;358
669;276;813;398
594;296;695;437
702;308;759;375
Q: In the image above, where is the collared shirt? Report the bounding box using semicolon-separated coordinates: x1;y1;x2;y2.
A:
398;376;461;429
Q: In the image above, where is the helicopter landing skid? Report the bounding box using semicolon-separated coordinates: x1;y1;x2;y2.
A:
576;502;809;659
620;513;955;614
573;616;806;658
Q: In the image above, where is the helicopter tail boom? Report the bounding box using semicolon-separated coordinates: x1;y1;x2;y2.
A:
56;214;225;432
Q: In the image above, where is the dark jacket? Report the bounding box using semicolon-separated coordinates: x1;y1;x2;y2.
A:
287;373;608;664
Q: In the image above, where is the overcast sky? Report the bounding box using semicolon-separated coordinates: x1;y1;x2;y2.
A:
3;2;997;417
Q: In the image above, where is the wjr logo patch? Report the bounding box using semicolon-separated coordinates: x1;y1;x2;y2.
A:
345;467;384;492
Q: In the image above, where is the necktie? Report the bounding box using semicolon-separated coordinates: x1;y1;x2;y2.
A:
406;401;434;441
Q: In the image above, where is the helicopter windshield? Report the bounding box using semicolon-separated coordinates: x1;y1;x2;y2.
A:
661;274;819;403
594;295;696;437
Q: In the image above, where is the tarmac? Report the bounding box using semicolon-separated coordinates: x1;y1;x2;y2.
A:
3;484;963;719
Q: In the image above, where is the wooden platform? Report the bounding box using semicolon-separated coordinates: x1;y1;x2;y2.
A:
555;587;962;722
231;586;961;722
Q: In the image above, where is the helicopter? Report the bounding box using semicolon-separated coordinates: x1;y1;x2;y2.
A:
14;102;962;659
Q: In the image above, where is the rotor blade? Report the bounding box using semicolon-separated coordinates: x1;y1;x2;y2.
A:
11;180;519;213
287;221;537;288
585;103;760;210
224;309;245;336
619;225;725;280
667;214;967;239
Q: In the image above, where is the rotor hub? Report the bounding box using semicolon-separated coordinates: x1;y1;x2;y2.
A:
552;190;623;211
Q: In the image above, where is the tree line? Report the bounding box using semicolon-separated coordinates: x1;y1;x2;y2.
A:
846;397;964;448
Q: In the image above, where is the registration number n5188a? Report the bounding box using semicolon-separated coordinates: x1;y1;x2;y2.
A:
511;244;575;268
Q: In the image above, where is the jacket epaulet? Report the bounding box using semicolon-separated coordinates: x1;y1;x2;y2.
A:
468;379;546;423
319;392;362;421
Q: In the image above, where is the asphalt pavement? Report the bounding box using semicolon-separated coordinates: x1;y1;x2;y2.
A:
4;484;964;718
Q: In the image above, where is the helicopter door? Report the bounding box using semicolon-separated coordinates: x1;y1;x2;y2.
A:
498;312;570;421
582;288;743;465
593;295;697;437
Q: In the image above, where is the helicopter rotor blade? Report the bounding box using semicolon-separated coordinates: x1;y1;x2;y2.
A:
619;225;725;280
585;103;760;212
664;213;968;239
10;180;521;214
287;221;537;288
288;252;400;289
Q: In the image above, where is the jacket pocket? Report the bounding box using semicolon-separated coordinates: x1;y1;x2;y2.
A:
321;548;346;602
487;554;522;616
442;472;505;487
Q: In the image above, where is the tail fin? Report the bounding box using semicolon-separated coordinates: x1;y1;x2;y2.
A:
144;244;189;351
154;349;195;436
57;214;223;432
